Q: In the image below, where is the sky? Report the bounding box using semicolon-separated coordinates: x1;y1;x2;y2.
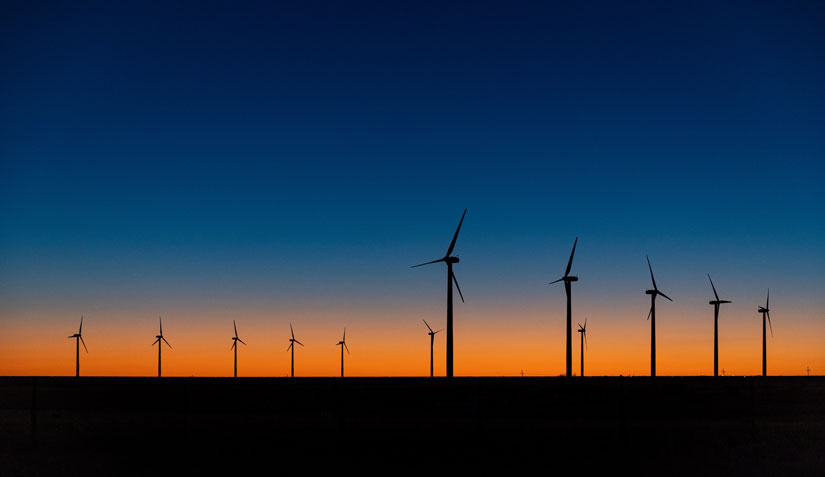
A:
1;1;824;377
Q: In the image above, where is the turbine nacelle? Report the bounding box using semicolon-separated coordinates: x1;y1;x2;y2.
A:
758;306;769;313
446;256;459;264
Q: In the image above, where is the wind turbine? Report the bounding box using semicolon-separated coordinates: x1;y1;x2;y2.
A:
68;316;88;377
411;208;466;378
152;316;172;377
423;320;443;378
230;320;246;377
336;328;349;377
758;289;773;377
549;237;578;377
287;323;303;377
577;318;588;377
707;275;731;377
645;256;672;377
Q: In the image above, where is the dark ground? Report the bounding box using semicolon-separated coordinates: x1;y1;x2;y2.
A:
1;376;823;475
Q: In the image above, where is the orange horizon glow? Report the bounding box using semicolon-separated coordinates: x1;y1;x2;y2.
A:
2;303;823;378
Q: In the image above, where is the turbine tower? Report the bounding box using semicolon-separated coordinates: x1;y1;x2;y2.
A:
412;208;466;378
645;256;672;377
758;289;773;377
707;275;731;377
68;316;88;377
423;319;443;378
577;318;588;377
230;320;246;377
549;237;578;377
287;323;303;377
336;328;349;377
152;316;172;377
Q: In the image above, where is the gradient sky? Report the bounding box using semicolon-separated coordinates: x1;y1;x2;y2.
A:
2;1;824;377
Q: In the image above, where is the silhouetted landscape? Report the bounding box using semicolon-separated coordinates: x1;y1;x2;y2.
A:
1;377;823;475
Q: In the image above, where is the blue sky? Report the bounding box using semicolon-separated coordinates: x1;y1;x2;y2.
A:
1;2;824;375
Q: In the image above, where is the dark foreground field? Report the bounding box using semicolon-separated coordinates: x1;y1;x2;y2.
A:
1;376;823;475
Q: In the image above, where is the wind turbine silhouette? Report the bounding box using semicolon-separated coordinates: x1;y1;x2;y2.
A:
287;323;303;377
412;208;466;378
152;316;172;377
758;289;773;377
230;320;246;377
645;256;672;377
68;316;87;377
336;328;349;377
549;237;578;377
577;318;588;377
707;275;731;377
423;320;443;378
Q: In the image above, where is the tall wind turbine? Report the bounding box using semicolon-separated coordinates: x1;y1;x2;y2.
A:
423;319;443;378
577;318;588;377
152;316;172;377
758;289;773;377
645;256;672;377
68;316;88;377
412;208;466;378
707;275;731;377
549;237;578;377
287;323;303;377
336;328;349;377
230;320;246;378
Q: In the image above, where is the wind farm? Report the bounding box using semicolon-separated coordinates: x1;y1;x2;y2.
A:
2;1;824;475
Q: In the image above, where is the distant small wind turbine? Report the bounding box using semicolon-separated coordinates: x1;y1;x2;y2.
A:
758;289;773;377
287;323;303;377
68;316;88;377
152;316;172;377
707;275;731;377
549;237;578;377
336;328;349;377
412;209;466;378
423;320;443;377
231;320;246;377
577;318;588;377
645;256;672;377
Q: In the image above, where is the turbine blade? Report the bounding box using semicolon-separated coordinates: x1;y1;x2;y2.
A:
445;208;467;257
290;323;295;340
423;319;433;333
287;342;293;351
548;277;564;285
708;274;720;301
766;288;769;310
238;338;246;346
159;316;163;335
295;340;304;346
452;271;464;303
234;320;238;338
80;336;88;353
658;290;673;302
411;258;445;268
162;337;172;349
344;342;350;354
564;237;578;277
647;255;658;290
435;329;444;334
584;332;588;350
767;311;773;338
647;307;652;320
342;328;346;342
79;315;83;334
153;338;159;346
583;317;587;330
231;341;236;350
